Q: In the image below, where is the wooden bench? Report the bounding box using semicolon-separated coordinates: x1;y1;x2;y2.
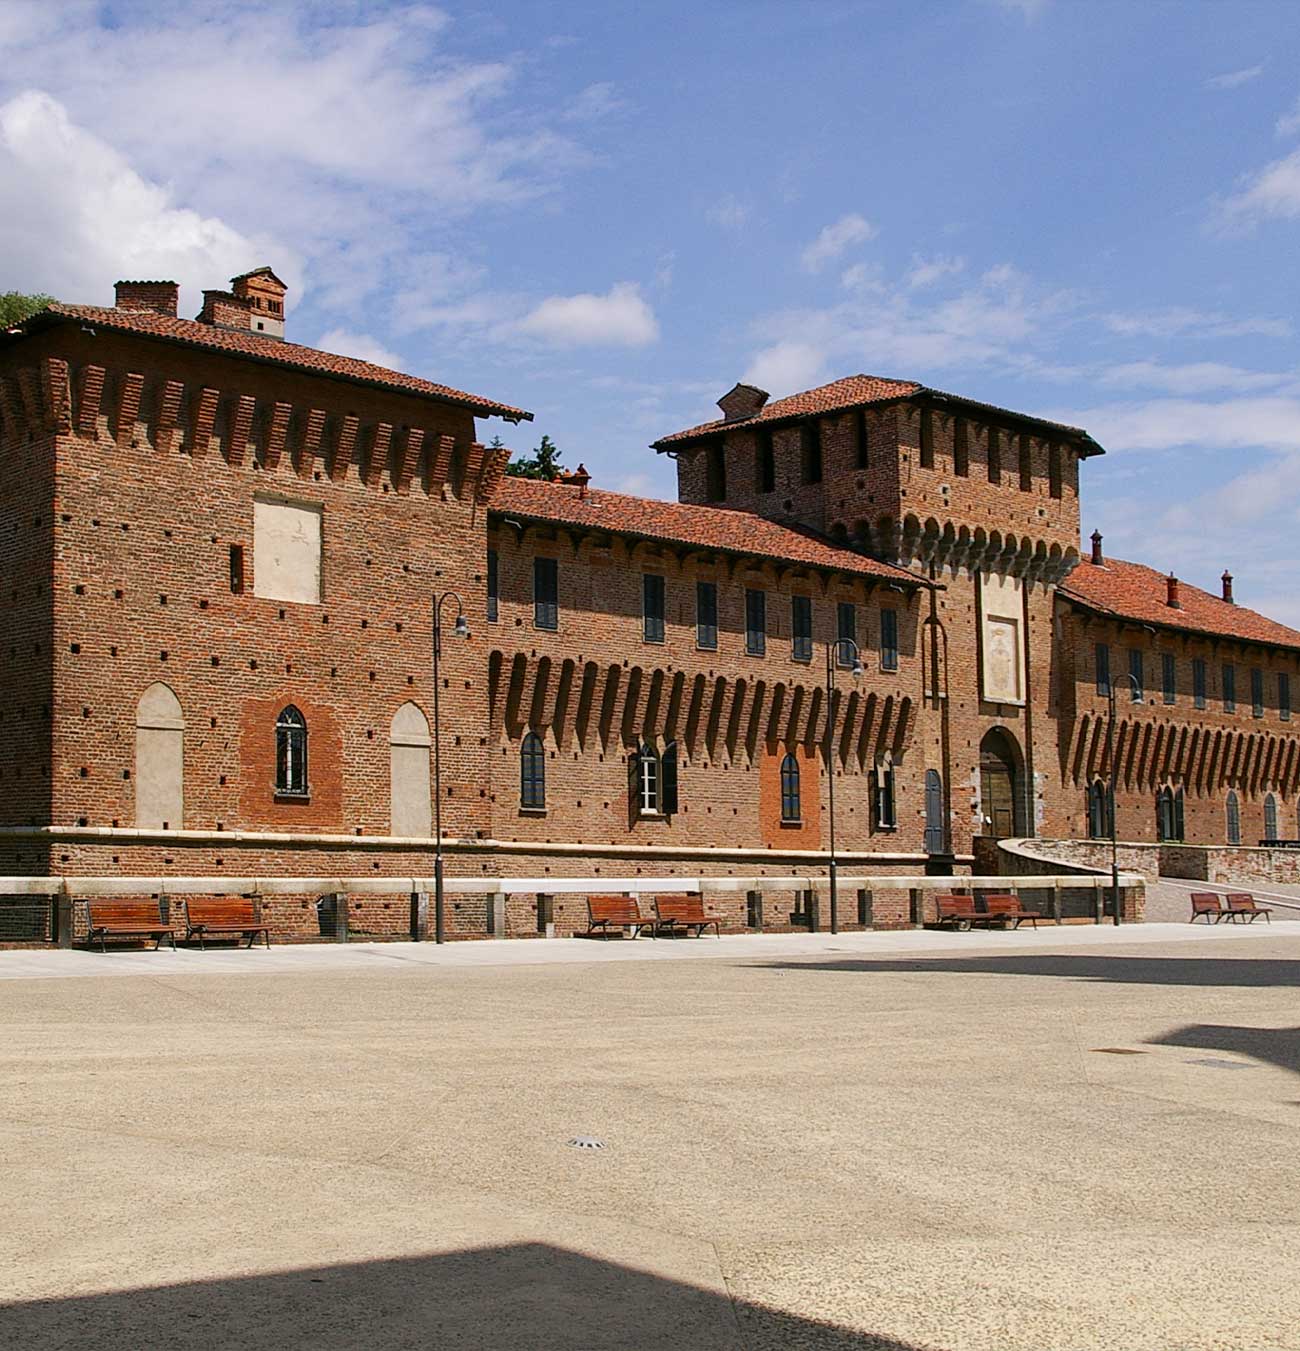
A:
1189;892;1226;924
184;897;270;949
653;893;720;938
934;893;999;931
1224;892;1272;924
85;899;175;952
983;894;1042;929
585;895;653;938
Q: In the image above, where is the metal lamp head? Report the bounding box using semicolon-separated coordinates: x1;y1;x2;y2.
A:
453;613;470;639
851;654;864;678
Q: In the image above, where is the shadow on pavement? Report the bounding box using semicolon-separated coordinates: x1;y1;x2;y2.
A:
1148;1023;1300;1076
0;1243;923;1351
750;954;1300;988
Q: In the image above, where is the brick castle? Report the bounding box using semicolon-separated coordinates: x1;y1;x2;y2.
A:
2;267;1295;935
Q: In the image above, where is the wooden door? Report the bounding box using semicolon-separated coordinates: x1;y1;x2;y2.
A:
981;764;1015;838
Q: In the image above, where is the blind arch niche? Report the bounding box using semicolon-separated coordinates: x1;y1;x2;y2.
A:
135;683;184;830
390;702;432;837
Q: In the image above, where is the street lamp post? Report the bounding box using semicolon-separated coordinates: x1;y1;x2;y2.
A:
1104;672;1142;927
825;636;864;934
432;591;469;944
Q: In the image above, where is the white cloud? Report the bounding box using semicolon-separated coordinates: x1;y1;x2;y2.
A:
1277;93;1300;138
742;341;828;397
906;254;965;288
563;81;627;121
991;0;1047;18
706;194;750;231
516;282;659;347
1054;396;1300;454
1205;65;1264;91
1216;147;1300;227
1098;361;1291;395
1102;306;1291;339
801;213;877;272
315;328;405;371
0;90;290;312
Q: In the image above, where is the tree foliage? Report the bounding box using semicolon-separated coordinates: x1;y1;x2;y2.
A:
0;292;55;327
505;433;564;481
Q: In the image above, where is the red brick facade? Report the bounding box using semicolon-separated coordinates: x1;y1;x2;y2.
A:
1;277;1295;938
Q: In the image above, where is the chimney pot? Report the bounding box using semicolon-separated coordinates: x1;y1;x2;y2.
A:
1166;573;1181;609
114;280;178;318
1089;529;1104;566
560;463;591;499
717;382;770;423
1222;570;1234;605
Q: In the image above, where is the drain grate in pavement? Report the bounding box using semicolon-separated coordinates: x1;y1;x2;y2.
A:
567;1136;606;1150
1090;1047;1147;1055
1186;1057;1252;1070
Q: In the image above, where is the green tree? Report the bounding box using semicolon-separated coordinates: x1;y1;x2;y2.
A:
506;433;565;481
0;292;55;327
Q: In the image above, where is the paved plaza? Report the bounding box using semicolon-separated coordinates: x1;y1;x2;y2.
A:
2;922;1298;1350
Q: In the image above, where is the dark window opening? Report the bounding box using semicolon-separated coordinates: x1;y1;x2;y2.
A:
1048;443;1063;499
1156;785;1184;842
1265;792;1279;842
229;544;245;594
874;762;897;829
1226;791;1241;845
745;588;766;656
837;602;856;668
854;410;869;470
1251;667;1264;718
953;418;969;477
520;731;545;809
1162;652;1175;705
533;556;558;630
643;573;666;643
486;548;498;622
1087;780;1111;839
275;705;308;796
704;442;726;501
1018;434;1033;491
1223;663;1236;713
880;608;898;672
780;752;801;822
987;425;1001;484
1128;648;1143;702
801;421;822;484
1096;643;1111;696
1193;658;1206;709
919;408;934;469
696;580;718;650
1280;673;1291;722
757;429;775;493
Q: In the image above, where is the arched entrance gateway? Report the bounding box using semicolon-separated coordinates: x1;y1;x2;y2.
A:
979;727;1024;839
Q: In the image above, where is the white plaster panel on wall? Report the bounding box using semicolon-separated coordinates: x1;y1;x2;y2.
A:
135;682;184;830
253;498;323;605
979;572;1025;705
390;702;432;838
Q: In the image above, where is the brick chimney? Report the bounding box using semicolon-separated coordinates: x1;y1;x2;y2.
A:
559;463;591;500
1222;570;1234;604
114;280;178;318
197;267;287;339
1089;529;1104;566
1166;573;1181;609
717;382;770;423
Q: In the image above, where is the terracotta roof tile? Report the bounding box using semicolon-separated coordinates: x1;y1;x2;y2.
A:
25;304;532;423
654;373;1100;453
1060;557;1300;651
492;477;921;585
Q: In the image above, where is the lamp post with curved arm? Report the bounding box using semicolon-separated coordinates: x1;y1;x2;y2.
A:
825;635;864;934
432;591;469;944
1105;670;1142;926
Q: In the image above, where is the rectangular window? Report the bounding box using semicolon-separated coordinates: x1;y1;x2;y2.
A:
745;588;766;656
704;442;726;501
1048;443;1063;499
1128;648;1143;701
1252;667;1264;718
987;425;1001;484
854;409;869;470
756;429;775;493
1096;642;1111;696
880;608;899;672
1223;663;1236;713
953;417;969;477
919;407;934;469
229;543;245;595
533;556;558;630
791;595;812;662
1162;652;1175;705
486;548;498;623
1018;434;1033;491
1280;673;1291;722
696;580;718;650
1193;658;1206;709
643;573;665;643
875;763;897;829
801;421;822;484
837;601;856;668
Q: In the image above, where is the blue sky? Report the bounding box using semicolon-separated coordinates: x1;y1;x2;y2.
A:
3;1;1300;616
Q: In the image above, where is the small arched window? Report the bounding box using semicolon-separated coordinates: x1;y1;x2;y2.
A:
1264;792;1279;843
1156;786;1173;842
1087;780;1109;839
780;752;801;823
521;731;546;809
1226;790;1241;845
275;705;308;795
637;742;660;815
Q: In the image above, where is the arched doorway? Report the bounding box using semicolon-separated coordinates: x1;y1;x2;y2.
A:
979;728;1022;839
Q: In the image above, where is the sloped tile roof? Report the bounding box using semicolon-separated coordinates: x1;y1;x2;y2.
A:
654;373;1100;453
1060;556;1300;651
23;304;532;422
492;476;922;584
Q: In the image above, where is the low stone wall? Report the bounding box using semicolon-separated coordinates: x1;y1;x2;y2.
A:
1158;844;1300;884
1010;837;1162;883
980;837;1145;921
